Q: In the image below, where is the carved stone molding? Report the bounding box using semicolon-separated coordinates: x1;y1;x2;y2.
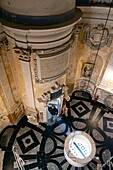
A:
19;54;30;62
74;24;85;34
34;35;75;57
33;55;39;83
13;48;31;62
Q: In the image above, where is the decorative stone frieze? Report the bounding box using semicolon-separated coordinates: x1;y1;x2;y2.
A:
79;24;113;50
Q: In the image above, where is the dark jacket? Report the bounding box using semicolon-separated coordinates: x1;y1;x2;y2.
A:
48;106;58;115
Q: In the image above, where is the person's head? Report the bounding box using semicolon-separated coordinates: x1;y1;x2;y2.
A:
52;105;55;109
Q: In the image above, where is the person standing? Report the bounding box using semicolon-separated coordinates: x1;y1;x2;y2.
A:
48;105;58;122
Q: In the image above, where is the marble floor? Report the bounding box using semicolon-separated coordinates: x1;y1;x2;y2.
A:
0;90;113;170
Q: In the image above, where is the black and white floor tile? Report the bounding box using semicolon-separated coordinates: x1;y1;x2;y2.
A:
1;91;113;170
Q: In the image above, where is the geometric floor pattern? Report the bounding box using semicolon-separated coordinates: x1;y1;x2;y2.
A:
1;91;113;170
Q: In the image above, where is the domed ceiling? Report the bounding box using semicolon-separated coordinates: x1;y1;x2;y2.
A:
0;0;82;26
1;0;75;16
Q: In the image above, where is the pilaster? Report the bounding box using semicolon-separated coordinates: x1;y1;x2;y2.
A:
14;49;36;113
0;50;15;112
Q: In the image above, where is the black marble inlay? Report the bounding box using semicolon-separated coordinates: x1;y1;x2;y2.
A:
0;8;78;26
2;90;113;170
25;138;31;144
16;130;40;154
78;106;83;111
103;117;113;133
37;152;47;169
71;101;90;117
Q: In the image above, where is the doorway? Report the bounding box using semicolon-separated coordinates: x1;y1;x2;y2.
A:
47;97;61;121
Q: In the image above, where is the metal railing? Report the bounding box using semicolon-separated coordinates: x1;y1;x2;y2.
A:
100;156;113;170
12;147;25;170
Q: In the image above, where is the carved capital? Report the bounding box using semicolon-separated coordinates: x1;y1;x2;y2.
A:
13;48;31;62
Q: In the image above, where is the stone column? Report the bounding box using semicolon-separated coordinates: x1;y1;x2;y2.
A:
0;55;15;112
0;39;24;126
18;51;36;113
